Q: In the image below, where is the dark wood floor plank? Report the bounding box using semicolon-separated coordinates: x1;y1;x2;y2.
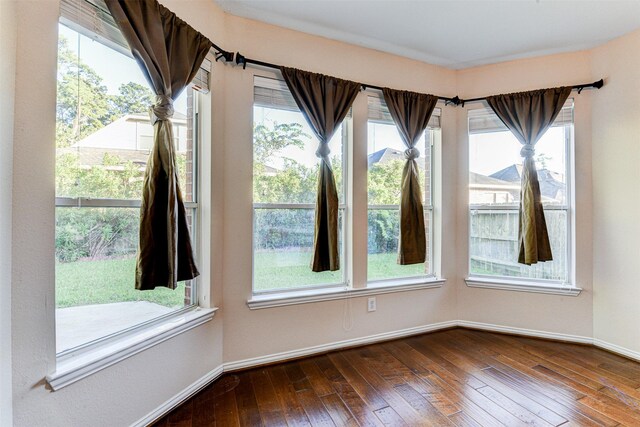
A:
268;366;312;427
155;329;640;427
250;368;288;426
434;334;569;426
299;359;335;397
328;352;389;411
234;372;263;427
545;354;640;397
448;410;484;427
475;385;553;427
535;363;640;425
578;395;640;426
284;362;313;392
316;355;384;427
382;341;504;427
320;393;359;427
393;383;456;426
166;398;193;427
372;406;408;426
295;388;336;427
406;336;487;390
598;360;640;381
341;349;428;426
191;384;217;426
482;366;617;427
213;382;240;427
359;343;462;417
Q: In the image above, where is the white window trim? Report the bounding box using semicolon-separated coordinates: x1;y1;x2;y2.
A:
51;17;217;389
247;277;445;310
365;93;443;285
47;307;217;391
251;72;351;294
466;100;576;289
464;276;581;296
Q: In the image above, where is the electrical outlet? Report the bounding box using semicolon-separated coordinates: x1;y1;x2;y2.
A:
367;297;376;312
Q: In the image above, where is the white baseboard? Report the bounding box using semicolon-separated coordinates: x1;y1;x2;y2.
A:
131;365;224;427
133;320;639;426
223;320;458;372
594;338;640;362
457;320;594;344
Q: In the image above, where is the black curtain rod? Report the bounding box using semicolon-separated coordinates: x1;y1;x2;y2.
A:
210;42;235;63
235;52;462;106
459;79;604;107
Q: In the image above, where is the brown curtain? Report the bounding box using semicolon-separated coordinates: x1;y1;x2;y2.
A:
106;0;212;289
382;89;438;265
486;87;571;265
280;67;360;272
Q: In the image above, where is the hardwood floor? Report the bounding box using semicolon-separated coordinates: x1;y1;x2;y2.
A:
152;328;640;426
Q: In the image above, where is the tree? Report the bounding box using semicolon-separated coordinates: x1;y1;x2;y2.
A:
253;121;309;165
110;82;155;118
56;37;112;148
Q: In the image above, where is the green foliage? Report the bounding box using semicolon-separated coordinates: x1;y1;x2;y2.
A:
253;121;309;165
56;37;112;148
110;82;155;117
56;208;138;263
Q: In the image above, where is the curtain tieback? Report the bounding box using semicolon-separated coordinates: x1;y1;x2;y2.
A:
404;147;420;160
149;94;175;125
520;144;535;158
315;143;331;163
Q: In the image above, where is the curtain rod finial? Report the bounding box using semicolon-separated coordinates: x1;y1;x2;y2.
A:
215;50;234;63
594;79;604;89
235;52;247;69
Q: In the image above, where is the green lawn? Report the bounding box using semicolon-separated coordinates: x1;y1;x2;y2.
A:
254;251;427;291
56;257;186;309
56;252;429;307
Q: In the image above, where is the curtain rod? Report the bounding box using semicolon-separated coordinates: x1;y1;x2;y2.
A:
235;53;463;106
459;79;604;107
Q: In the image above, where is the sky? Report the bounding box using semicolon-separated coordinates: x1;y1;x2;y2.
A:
59;24;188;114
469;126;567;178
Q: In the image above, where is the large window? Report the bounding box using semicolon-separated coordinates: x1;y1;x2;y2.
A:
252;76;349;293
55;23;201;354
468;100;574;284
367;95;441;282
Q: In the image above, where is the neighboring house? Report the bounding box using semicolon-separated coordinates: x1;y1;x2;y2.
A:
368;147;424;167
489;163;566;203
59;112;188;170
469;172;519;204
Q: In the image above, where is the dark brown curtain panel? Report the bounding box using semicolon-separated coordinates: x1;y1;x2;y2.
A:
486;87;571;265
106;0;212;290
382;89;438;265
280;67;360;272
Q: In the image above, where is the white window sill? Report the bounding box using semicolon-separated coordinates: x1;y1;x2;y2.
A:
465;276;582;296
247;277;446;310
46;307;217;391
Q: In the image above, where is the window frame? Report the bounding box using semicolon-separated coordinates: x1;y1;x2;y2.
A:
251;73;351;295
466;100;577;290
365;91;441;286
53;22;206;357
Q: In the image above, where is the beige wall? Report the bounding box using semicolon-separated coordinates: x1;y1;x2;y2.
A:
591;30;640;354
220;15;459;363
8;1;227;426
5;0;640;423
1;0;17;424
455;51;595;337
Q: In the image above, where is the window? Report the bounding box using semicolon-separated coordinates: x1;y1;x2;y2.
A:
367;94;441;282
252;75;349;293
54;23;201;354
468;100;574;284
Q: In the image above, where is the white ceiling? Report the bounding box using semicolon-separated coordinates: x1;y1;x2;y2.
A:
215;0;640;69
